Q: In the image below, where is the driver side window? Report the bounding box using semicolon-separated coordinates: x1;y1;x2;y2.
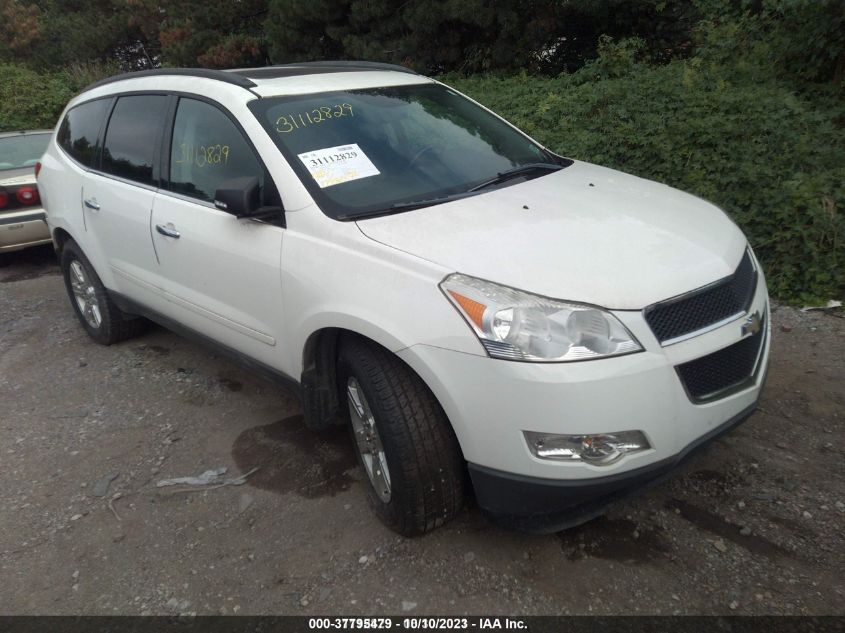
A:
168;98;264;203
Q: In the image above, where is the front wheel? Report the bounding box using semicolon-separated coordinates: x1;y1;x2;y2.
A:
337;336;465;536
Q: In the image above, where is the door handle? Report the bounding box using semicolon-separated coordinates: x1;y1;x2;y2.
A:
155;224;181;239
83;198;100;210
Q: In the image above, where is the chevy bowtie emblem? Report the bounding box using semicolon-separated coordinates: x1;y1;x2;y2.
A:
742;312;762;337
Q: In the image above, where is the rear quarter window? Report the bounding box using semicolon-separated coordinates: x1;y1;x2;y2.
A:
57;99;111;167
101;95;168;185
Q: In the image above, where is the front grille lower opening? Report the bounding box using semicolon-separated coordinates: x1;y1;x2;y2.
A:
675;316;766;403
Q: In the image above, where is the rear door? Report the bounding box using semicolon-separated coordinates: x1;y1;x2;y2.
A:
82;94;169;310
149;96;286;367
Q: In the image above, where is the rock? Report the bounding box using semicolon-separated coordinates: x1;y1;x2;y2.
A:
463;552;476;563
802;511;813;519
835;501;844;511
300;597;309;607
729;601;739;610
713;539;728;553
238;493;254;514
70;514;82;521
737;501;746;509
779;325;792;333
402;600;418;612
92;473;119;498
740;527;752;536
72;570;79;579
358;555;368;564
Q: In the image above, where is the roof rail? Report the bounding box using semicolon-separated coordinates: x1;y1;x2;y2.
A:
230;61;419;80
80;61;418;95
82;68;258;93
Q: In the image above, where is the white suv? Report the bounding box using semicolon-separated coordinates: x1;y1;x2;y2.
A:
37;62;770;535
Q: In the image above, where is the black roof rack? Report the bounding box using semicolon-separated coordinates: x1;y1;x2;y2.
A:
83;68;258;93
231;61;419;80
81;61;418;95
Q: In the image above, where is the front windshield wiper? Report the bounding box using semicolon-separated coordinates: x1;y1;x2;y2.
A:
468;162;563;192
339;161;565;221
339;190;483;221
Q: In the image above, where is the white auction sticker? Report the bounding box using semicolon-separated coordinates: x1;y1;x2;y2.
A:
297;143;380;188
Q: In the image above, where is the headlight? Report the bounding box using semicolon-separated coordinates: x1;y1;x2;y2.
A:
440;273;642;362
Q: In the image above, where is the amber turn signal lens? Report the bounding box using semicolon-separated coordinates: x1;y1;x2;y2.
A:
448;290;487;329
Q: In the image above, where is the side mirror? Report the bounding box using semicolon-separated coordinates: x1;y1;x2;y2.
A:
213;176;281;219
213;176;259;216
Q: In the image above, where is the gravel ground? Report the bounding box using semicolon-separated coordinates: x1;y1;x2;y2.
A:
1;245;843;615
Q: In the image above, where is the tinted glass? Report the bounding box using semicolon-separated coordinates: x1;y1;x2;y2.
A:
249;83;556;219
168;98;263;202
101;95;168;185
0;133;51;171
57;99;110;167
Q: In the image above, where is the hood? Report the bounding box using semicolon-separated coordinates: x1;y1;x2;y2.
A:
356;160;747;310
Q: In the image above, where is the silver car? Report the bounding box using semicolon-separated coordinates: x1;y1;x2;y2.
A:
0;130;52;253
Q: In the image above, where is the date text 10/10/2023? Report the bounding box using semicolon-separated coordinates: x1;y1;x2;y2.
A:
307;617;528;630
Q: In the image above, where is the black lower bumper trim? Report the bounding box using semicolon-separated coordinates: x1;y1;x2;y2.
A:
469;400;759;534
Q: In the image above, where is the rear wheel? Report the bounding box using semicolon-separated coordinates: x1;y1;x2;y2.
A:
60;240;146;345
337;335;465;536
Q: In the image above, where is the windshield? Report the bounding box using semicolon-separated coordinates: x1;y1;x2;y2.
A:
0;133;51;171
249;83;565;219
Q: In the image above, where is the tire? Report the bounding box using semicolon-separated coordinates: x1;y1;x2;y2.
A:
337;335;465;536
60;240;146;345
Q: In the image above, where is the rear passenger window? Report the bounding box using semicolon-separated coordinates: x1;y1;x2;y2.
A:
57;99;110;167
101;95;168;185
168;98;263;202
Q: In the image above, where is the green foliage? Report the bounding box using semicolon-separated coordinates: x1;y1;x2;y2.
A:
1;2;842;303
445;42;845;303
0;62;115;131
262;0;699;75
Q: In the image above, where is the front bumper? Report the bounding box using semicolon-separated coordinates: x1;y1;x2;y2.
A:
0;209;50;252
469;399;759;533
396;266;770;532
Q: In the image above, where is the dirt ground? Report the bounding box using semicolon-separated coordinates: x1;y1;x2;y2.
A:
1;245;843;616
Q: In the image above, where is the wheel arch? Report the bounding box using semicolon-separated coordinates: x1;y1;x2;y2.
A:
51;226;75;255
299;324;464;463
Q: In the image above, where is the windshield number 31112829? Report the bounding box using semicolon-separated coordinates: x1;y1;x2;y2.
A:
310;150;358;167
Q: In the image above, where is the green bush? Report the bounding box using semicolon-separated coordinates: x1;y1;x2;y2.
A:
0;62;115;132
445;42;845;304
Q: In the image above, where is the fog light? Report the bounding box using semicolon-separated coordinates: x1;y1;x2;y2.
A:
523;430;650;465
